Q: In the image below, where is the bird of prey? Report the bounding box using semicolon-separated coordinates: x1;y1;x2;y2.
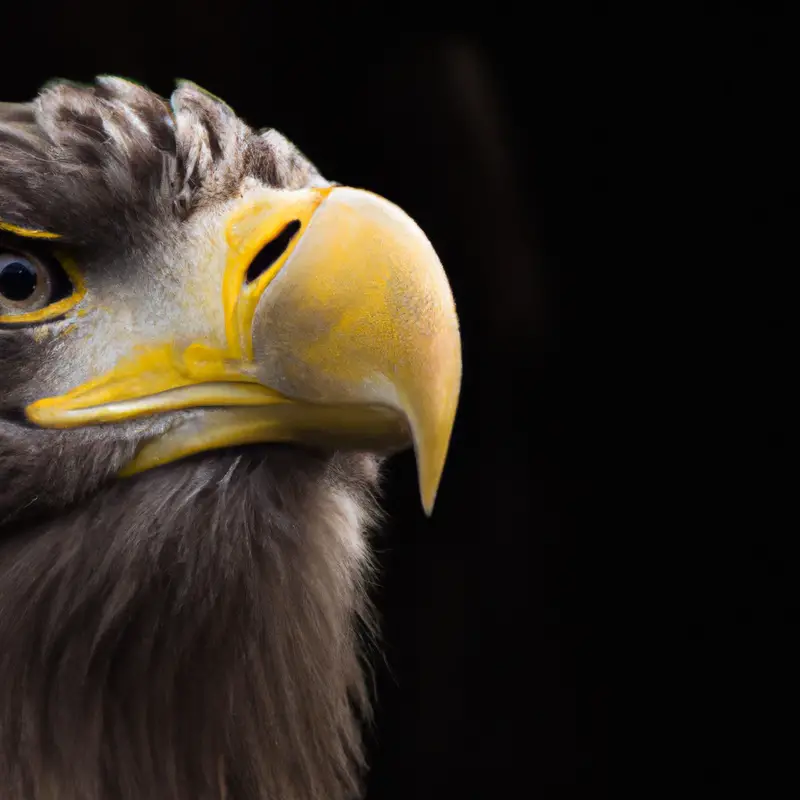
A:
0;77;460;800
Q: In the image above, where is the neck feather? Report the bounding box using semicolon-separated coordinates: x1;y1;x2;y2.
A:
0;448;379;800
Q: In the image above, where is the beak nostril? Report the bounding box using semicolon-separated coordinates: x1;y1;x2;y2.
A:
245;220;302;284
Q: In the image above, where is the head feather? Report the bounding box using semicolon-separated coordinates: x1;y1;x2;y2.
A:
0;76;378;800
0;77;321;246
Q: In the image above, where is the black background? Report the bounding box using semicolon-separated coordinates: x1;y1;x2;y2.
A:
4;6;796;798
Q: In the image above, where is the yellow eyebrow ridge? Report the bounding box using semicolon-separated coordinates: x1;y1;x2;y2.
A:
0;220;61;240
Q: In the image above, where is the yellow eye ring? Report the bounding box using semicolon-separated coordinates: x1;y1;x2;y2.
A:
0;251;85;326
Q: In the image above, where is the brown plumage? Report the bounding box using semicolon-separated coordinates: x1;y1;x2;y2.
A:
0;78;460;799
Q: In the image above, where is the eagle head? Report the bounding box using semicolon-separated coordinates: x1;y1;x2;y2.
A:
0;77;460;799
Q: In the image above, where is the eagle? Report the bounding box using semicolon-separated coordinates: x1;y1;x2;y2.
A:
0;77;460;799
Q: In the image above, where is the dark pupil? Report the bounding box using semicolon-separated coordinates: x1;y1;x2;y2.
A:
0;261;38;301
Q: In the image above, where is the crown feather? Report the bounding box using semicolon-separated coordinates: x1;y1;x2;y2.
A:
0;77;321;247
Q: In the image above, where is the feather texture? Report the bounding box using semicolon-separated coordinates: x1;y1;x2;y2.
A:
0;77;321;246
0;442;381;800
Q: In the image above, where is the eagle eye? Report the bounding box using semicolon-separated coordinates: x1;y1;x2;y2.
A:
0;248;79;324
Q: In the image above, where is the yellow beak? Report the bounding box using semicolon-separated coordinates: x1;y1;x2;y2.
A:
25;187;462;514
